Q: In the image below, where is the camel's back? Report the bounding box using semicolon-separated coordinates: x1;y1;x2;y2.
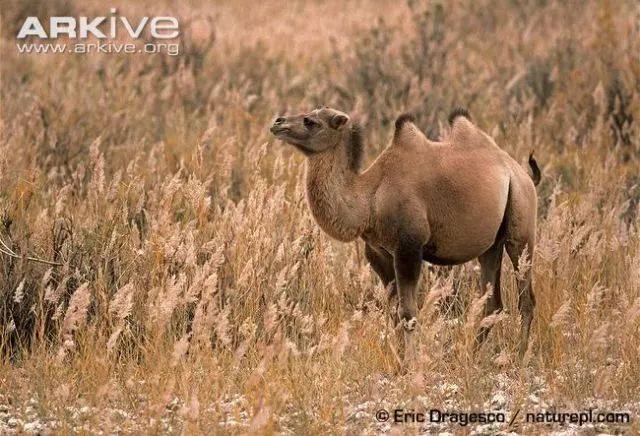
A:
380;121;513;197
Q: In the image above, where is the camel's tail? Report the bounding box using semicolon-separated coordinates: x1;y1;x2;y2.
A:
528;151;541;187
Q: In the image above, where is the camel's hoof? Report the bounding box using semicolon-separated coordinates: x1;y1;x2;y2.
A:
401;317;417;332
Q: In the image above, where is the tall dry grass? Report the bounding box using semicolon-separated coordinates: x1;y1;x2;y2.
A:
1;0;639;433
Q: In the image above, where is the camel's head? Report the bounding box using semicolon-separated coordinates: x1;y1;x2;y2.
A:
270;107;350;155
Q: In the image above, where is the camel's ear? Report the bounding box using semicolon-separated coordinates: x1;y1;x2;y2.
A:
329;113;349;130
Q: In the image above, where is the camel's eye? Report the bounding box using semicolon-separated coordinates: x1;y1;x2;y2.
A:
303;117;320;130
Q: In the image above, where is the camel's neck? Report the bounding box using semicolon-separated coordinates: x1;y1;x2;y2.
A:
305;138;370;242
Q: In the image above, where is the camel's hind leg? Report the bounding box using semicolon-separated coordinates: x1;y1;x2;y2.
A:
476;242;504;346
506;239;535;357
503;173;538;357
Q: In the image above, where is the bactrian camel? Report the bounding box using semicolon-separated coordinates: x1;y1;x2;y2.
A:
270;106;541;359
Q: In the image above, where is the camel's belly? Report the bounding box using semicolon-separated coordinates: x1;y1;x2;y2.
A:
364;211;504;265
364;153;511;262
424;186;508;262
420;158;509;261
425;197;506;263
422;228;497;265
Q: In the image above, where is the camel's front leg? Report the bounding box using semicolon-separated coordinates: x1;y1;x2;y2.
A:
394;241;423;362
364;243;397;303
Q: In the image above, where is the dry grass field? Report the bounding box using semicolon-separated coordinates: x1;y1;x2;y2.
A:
1;0;639;433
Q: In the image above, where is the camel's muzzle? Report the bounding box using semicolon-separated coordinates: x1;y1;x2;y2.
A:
270;117;288;135
270;125;289;135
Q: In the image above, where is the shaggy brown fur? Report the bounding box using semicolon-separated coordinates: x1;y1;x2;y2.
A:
270;107;541;359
